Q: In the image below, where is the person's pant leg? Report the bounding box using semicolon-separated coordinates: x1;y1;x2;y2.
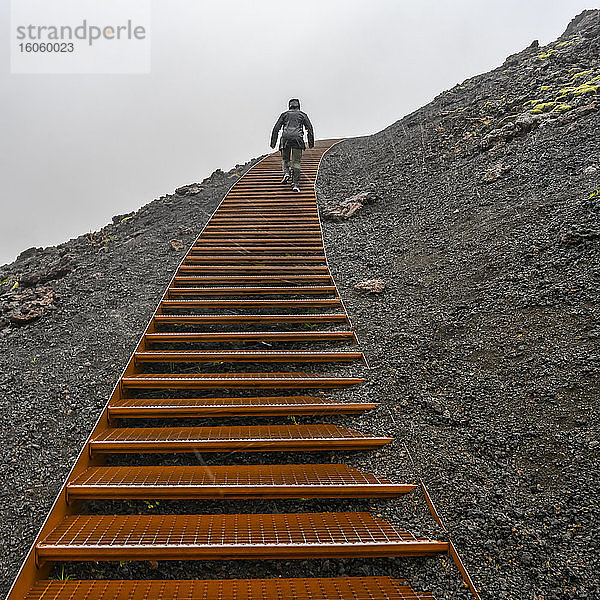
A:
281;146;291;176
291;147;302;184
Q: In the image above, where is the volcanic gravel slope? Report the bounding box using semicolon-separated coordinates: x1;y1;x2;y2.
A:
1;9;599;600
316;10;600;600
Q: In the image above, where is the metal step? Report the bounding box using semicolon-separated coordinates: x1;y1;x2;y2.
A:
194;238;322;244
173;275;333;283
177;265;331;273
108;395;374;418
207;221;321;226
25;578;436;600
153;313;349;324
144;331;357;342
36;513;447;562
190;246;324;253
211;212;320;217
166;286;337;296
66;464;414;500
133;350;363;363
154;313;348;324
205;214;318;218
120;372;362;389
193;234;323;241
204;220;319;224
160;299;342;309
211;202;318;206
89;424;391;454
182;256;327;263
198;232;322;238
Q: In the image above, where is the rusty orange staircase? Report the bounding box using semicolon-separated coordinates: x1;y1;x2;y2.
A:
7;140;452;600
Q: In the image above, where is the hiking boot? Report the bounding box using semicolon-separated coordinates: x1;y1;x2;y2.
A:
291;167;301;191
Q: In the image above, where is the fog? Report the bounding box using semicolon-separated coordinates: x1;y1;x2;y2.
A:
0;0;595;265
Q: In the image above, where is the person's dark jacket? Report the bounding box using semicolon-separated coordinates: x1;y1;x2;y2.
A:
271;103;314;150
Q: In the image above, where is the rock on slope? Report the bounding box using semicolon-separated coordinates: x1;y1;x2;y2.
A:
1;10;599;600
316;10;600;600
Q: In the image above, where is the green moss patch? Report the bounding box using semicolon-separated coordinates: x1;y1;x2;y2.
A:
523;98;544;106
571;69;593;80
530;102;557;114
552;103;572;113
538;49;555;59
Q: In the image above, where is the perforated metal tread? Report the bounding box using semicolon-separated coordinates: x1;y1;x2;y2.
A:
152;313;350;324
172;268;331;276
26;578;435;600
189;249;325;255
180;256;327;263
36;513;448;562
192;238;323;244
89;424;392;454
160;298;341;308
66;464;416;500
108;395;375;418
133;350;363;363
166;286;336;296
143;331;357;342
120;373;363;389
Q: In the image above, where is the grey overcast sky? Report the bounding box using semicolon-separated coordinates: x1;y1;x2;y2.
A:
0;1;596;265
